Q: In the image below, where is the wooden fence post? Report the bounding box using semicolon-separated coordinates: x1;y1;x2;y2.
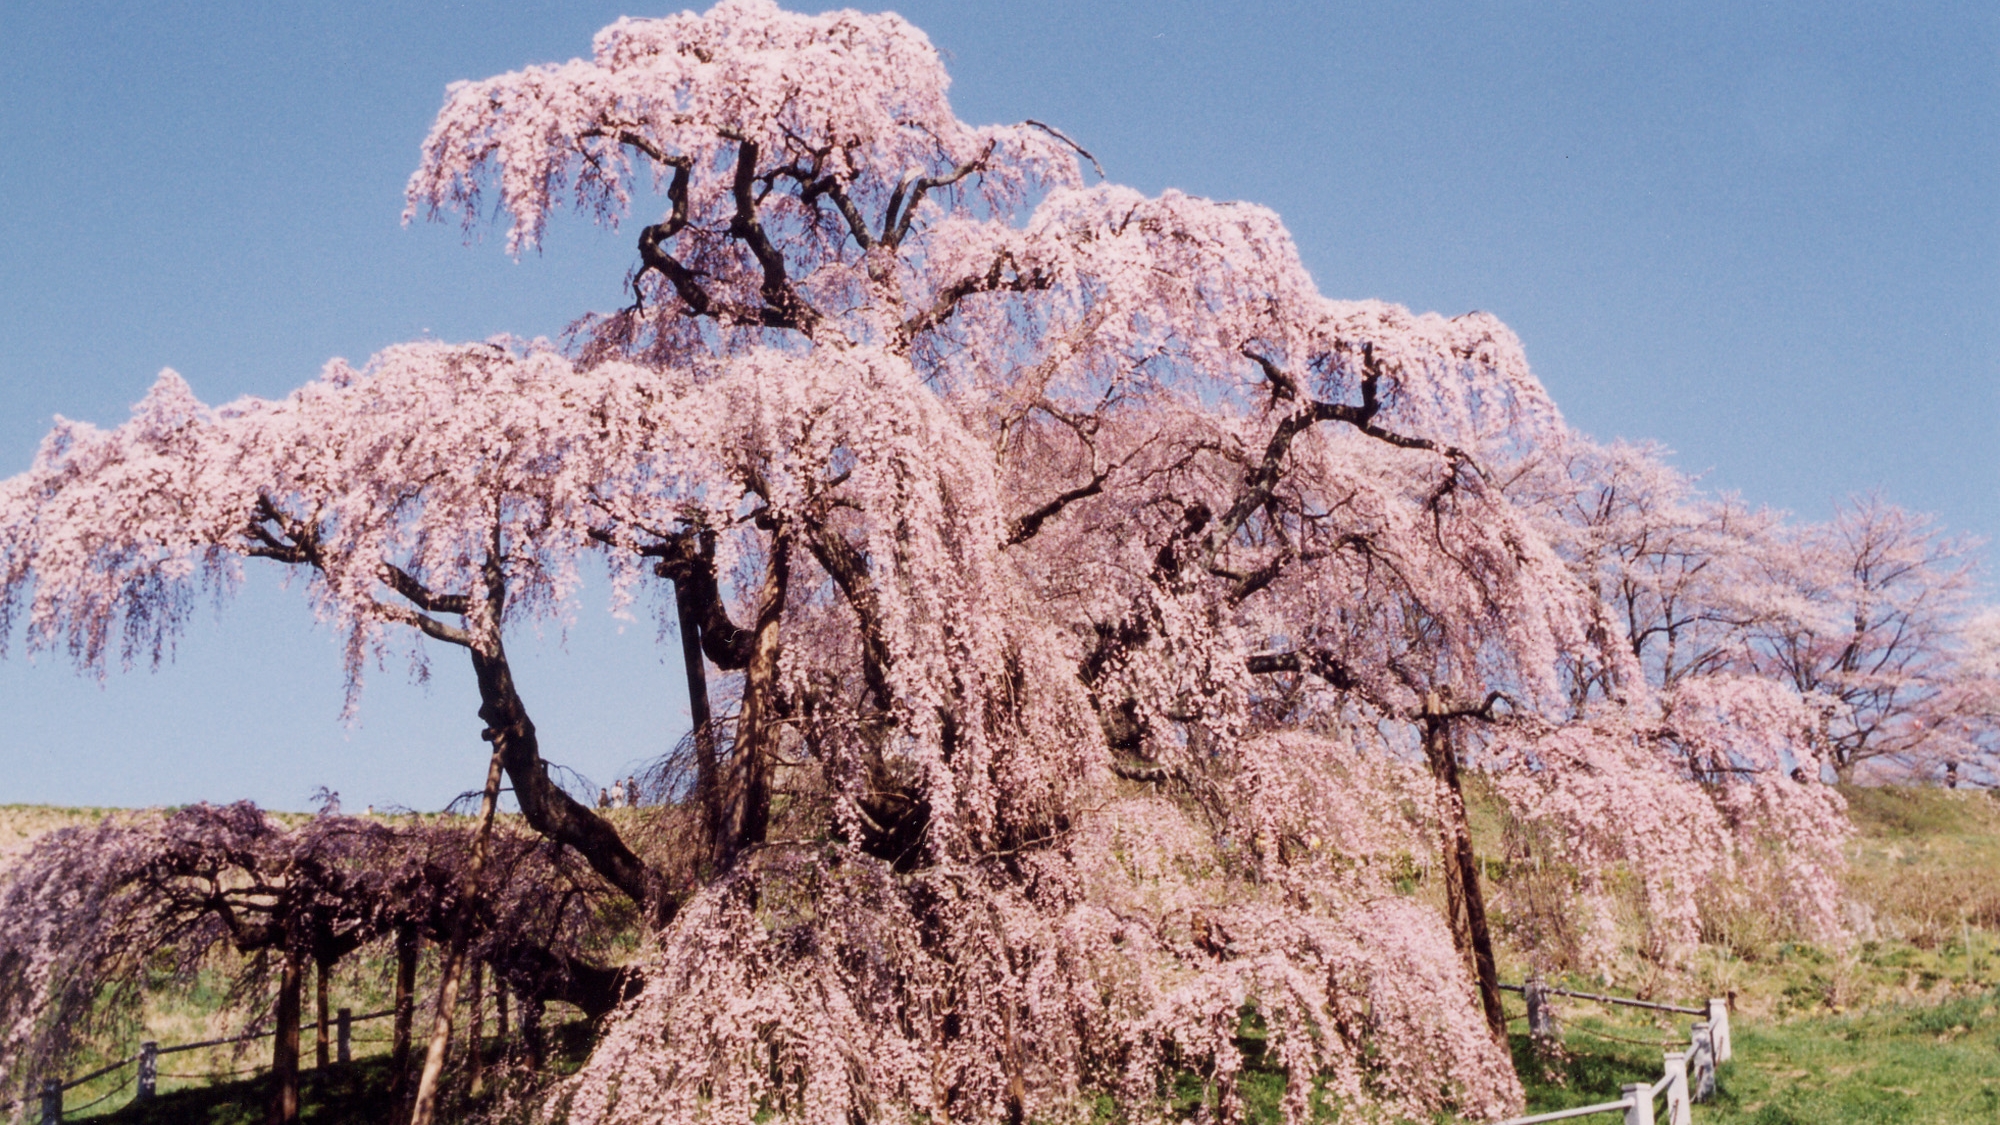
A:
1661;1051;1690;1125
1707;997;1732;1063
336;1008;352;1065
138;1041;159;1100
1689;1022;1716;1102
1621;1082;1654;1125
38;1078;60;1125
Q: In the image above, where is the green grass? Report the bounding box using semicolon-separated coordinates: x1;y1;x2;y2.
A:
1507;987;2000;1125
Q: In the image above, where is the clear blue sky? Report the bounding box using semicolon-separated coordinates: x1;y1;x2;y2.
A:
1;1;1993;811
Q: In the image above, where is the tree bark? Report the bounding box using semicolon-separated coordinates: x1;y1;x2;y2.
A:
720;534;791;863
1421;696;1507;1045
267;948;304;1125
390;924;418;1093
409;746;505;1125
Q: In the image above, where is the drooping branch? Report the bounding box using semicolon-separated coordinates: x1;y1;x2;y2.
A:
458;558;669;919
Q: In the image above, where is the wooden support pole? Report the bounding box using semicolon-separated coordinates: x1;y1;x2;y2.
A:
467;960;486;1098
39;1077;60;1125
390;924;418;1093
336;1008;352;1065
269;949;304;1125
315;958;332;1071
1707;998;1732;1063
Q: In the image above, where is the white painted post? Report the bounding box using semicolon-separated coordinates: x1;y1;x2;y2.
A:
1621;1083;1655;1125
1662;1051;1691;1125
1707;997;1732;1063
1526;976;1562;1046
1689;1022;1716;1102
137;1041;158;1100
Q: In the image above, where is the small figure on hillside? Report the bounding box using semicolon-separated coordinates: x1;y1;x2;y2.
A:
597;787;611;810
609;779;627;809
625;775;640;807
365;804;375;817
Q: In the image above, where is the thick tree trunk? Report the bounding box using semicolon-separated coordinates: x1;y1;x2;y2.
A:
409;746;505;1125
390;924;418;1093
314;956;332;1070
1422;700;1507;1044
468;637;667;922
267;949;304;1125
720;535;791;863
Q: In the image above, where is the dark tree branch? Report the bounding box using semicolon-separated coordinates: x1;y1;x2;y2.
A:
1006;470;1108;545
725;137;821;333
822;182;875;250
882;141;994;248
378;564;469;616
1244;648;1359;692
1199;347;1476;583
588;527;756;669
893;250;1050;349
1023;119;1105;180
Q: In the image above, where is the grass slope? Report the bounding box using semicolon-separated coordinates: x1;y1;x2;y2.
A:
14;787;2000;1123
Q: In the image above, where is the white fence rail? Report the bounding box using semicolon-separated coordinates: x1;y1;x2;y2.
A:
1493;979;1733;1125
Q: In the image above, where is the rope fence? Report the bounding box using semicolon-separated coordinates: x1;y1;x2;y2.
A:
35;1007;397;1124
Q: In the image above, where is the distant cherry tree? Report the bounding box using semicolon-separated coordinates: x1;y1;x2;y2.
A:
0;3;1910;1122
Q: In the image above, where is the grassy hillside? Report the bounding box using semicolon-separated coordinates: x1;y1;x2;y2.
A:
9;787;2000;1123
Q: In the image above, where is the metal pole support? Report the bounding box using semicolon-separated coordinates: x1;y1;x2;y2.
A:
137;1041;158;1100
337;1007;352;1065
